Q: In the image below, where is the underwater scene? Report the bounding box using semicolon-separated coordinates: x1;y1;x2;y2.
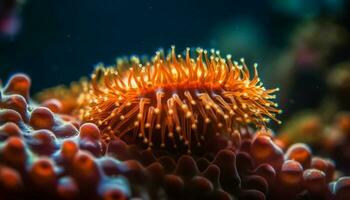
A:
1;0;350;199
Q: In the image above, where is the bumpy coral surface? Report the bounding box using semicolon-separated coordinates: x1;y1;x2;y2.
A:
0;74;130;200
278;111;350;174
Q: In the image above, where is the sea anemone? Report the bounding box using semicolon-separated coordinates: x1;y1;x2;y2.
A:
79;47;281;151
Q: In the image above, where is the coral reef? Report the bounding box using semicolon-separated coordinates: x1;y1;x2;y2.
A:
1;75;349;200
1;48;350;200
278;111;350;175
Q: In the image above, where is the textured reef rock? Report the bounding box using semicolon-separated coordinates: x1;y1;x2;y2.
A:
0;74;130;200
278;111;350;175
1;74;350;200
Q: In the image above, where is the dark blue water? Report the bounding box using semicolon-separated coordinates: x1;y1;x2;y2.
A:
0;0;349;122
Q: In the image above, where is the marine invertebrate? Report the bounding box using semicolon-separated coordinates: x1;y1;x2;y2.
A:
79;47;281;150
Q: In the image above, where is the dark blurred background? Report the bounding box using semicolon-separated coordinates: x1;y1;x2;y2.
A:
1;0;350;125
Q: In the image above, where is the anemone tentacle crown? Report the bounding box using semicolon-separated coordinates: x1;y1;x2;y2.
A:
79;47;281;150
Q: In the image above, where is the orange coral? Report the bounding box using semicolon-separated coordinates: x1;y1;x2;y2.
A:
79;47;281;150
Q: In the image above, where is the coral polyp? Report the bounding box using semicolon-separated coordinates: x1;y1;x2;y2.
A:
79;47;281;149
